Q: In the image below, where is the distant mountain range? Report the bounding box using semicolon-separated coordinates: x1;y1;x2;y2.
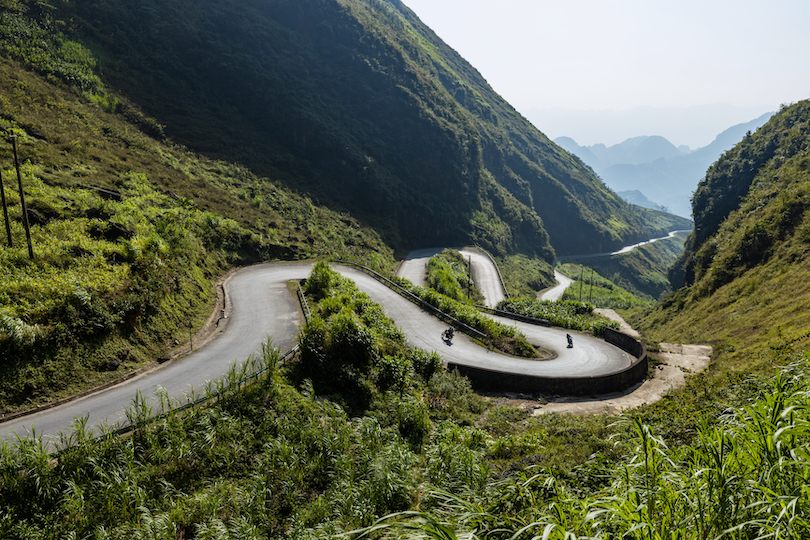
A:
555;113;774;217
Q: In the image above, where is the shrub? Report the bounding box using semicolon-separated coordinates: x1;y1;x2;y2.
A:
497;297;620;336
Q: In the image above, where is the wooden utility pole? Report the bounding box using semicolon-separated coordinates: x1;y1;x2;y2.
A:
468;255;472;300
588;268;595;304
0;167;12;247
11;134;33;259
578;267;583;302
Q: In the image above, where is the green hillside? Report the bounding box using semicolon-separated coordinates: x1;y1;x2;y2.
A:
1;0;686;260
0;0;689;407
13;1;805;537
0;52;399;409
635;100;810;370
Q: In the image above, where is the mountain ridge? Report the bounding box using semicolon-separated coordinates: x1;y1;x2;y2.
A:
555;112;774;216
27;0;688;258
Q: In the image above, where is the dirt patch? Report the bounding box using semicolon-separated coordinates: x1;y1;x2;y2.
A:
595;308;640;337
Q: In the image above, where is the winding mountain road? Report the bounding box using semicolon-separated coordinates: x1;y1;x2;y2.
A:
1;259;633;446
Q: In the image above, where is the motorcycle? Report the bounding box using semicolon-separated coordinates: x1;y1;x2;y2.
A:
442;328;455;343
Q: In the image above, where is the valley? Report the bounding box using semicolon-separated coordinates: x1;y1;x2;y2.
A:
0;0;809;538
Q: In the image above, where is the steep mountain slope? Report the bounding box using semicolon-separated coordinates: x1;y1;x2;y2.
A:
16;0;686;259
0;52;399;408
0;0;689;407
636;100;810;368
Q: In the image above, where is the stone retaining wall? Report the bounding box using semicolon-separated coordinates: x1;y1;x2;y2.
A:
448;328;647;396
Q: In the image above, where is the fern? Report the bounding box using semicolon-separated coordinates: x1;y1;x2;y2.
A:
0;309;40;346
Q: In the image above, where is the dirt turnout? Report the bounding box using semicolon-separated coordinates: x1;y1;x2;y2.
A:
530;342;711;415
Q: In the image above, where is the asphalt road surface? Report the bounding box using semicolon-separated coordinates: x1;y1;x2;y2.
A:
0;261;632;446
396;247;506;307
540;270;575;301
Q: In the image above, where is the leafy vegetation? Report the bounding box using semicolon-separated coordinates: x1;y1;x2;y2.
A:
0;0;688;262
3;1;810;539
498;252;557;297
635;101;810;370
425;248;484;304
497;297;620;336
4;332;810;538
672;101;810;289
297;261;440;416
360;364;810;540
0;54;394;410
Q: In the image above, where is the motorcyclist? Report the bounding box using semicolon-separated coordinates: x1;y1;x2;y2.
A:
566;333;573;348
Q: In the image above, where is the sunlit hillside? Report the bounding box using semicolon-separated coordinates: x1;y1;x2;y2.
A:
635;100;810;371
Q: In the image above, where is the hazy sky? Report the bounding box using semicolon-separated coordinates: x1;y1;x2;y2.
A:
401;0;810;147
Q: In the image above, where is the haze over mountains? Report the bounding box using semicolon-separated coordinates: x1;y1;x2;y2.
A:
554;112;774;217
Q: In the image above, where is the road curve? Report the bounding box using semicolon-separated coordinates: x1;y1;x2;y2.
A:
396;246;506;307
0;262;632;446
539;270;575;301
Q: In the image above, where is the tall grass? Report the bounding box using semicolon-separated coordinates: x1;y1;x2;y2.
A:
354;362;810;540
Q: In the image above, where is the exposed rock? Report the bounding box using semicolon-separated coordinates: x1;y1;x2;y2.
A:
86;208;112;220
103;357;121;371
25;208;48;226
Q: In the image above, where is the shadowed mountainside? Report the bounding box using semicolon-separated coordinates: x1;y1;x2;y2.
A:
35;0;688;258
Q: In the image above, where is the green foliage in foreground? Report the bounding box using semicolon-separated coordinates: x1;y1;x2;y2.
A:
0;345;487;539
426;249;484;305
497;297;620;336
298;261;443;419
4;344;810;538
361;362;810;540
559;263;653;310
